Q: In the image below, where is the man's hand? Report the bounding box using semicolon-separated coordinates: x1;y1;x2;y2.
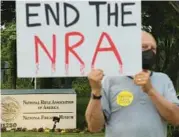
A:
86;69;105;132
88;69;104;96
134;71;179;126
134;71;154;94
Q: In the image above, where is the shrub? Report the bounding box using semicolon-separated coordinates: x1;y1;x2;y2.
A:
11;128;16;132
61;129;66;134
72;128;81;133
84;127;89;133
16;127;22;132
173;129;179;137
72;77;91;129
1;127;6;132
22;128;27;132
55;128;62;132
32;128;37;132
38;127;44;132
72;77;91;96
44;128;50;132
66;129;74;133
77;97;90;129
167;125;179;137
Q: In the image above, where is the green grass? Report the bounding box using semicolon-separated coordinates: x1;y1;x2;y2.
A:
1;132;104;137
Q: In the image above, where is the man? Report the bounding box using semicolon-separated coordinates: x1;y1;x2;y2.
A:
85;31;179;137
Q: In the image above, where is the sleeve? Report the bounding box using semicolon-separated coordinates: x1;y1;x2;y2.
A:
100;77;111;123
164;76;179;106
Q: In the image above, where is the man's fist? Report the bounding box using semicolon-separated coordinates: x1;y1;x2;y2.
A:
134;71;153;93
88;69;104;95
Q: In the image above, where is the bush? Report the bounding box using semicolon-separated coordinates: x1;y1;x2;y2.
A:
32;128;37;132
22;128;27;132
55;128;62;132
1;127;6;132
72;128;81;133
16;127;22;132
173;129;179;137
72;78;91;129
38;127;44;132
77;96;90;129
72;77;91;96
11;128;16;132
167;125;179;137
44;128;50;132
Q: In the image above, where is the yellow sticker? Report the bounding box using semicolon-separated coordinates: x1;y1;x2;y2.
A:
117;91;134;106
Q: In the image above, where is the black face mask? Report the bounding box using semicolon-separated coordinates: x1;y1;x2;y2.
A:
142;49;156;70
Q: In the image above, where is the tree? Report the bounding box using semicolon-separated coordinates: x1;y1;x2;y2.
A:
142;1;179;89
1;21;17;88
170;1;179;13
1;21;33;89
1;1;15;25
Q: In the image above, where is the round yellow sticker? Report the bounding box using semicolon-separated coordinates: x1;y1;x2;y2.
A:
117;91;134;106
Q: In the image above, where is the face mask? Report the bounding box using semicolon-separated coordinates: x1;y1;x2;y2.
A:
142;49;156;70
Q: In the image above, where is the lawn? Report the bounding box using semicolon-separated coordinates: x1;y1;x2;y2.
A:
1;132;104;137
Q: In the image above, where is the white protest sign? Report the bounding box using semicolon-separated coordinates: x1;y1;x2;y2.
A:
16;1;141;77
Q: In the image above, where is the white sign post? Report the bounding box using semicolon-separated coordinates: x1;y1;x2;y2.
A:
16;1;141;77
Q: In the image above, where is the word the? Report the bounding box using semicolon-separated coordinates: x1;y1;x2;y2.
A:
26;2;137;27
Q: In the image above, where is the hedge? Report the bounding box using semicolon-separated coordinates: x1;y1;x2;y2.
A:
77;96;90;129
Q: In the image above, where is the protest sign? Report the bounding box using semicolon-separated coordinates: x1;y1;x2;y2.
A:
16;1;141;77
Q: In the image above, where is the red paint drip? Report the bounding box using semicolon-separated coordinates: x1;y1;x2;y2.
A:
119;65;123;74
65;64;69;76
34;34;56;75
80;64;85;75
52;63;56;72
36;63;39;75
65;31;85;76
